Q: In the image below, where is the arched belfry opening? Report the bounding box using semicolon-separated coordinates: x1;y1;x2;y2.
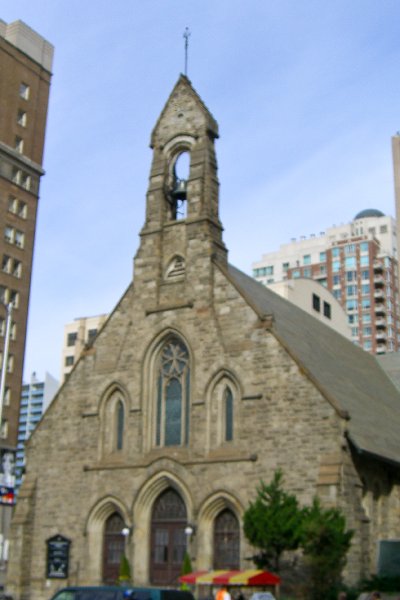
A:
167;151;190;221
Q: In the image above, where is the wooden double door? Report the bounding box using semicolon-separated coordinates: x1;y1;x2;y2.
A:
150;488;187;585
103;513;125;584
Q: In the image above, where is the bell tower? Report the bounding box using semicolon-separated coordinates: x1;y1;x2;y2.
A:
134;75;227;306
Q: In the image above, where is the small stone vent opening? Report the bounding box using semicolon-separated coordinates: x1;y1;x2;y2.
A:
165;255;185;280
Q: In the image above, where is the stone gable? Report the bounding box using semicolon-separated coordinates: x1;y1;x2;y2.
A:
7;76;400;600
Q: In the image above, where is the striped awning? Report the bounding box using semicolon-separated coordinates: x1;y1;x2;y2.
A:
179;569;281;586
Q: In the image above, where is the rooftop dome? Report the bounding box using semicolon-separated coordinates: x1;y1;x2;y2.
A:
354;208;385;220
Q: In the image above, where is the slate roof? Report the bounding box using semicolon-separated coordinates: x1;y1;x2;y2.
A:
377;354;400;392
223;263;400;467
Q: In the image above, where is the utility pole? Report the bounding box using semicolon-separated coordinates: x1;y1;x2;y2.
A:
0;303;13;431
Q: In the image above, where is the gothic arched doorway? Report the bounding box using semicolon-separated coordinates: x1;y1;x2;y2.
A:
213;508;240;569
150;488;187;585
102;512;125;583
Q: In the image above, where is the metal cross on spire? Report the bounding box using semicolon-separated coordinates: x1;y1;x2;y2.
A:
183;27;191;76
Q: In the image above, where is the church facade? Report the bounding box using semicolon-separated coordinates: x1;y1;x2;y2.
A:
7;77;400;600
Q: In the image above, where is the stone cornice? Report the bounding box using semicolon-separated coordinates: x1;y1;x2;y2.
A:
0;140;44;175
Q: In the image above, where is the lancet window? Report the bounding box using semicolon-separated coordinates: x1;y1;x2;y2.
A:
224;386;234;442
116;400;124;451
213;509;240;569
155;337;190;447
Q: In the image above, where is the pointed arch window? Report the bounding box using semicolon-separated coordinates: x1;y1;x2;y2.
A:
103;512;125;583
156;338;190;447
224;387;233;442
116;400;124;451
213;509;240;570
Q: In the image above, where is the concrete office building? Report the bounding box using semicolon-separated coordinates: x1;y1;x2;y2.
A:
252;211;399;354
268;278;351;339
0;20;53;447
61;314;108;382
15;372;58;490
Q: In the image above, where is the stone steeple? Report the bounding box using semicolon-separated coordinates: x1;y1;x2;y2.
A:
134;75;227;306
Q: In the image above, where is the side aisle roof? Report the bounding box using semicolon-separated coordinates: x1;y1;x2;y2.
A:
224;262;400;466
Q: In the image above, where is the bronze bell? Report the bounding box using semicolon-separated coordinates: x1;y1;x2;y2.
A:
171;178;187;201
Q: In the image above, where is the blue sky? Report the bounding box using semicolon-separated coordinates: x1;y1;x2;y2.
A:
2;0;400;382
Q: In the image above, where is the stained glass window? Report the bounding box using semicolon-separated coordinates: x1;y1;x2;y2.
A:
213;509;240;569
156;338;190;447
225;387;233;441
116;400;124;450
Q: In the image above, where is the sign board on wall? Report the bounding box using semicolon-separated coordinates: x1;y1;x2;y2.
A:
46;535;71;579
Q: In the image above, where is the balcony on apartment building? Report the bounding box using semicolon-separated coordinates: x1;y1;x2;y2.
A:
374;289;385;300
375;317;387;329
375;303;386;315
373;274;385;287
376;331;387;342
376;343;387;354
313;270;327;280
373;261;383;272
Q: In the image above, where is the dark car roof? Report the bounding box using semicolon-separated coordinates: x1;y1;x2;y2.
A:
50;586;194;600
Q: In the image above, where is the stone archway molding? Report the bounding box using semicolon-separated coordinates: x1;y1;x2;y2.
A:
196;490;243;570
133;469;194;585
85;495;131;584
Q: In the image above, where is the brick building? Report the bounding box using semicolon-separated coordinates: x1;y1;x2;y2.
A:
0;20;53;447
7;76;400;599
0;20;52;584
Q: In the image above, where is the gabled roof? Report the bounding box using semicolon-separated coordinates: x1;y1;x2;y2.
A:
377;354;400;392
150;74;219;147
222;263;400;466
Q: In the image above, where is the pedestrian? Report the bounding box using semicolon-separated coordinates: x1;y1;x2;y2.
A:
370;593;381;600
216;586;231;600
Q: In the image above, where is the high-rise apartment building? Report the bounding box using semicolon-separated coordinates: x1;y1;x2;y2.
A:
252;210;399;354
15;372;58;491
0;20;53;448
61;314;108;382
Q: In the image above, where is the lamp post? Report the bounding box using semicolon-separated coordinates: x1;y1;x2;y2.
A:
0;302;13;577
184;524;195;552
121;526;131;554
0;302;13;433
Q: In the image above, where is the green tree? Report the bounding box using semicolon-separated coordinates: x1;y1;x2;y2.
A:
180;550;193;591
118;554;132;585
243;470;303;572
300;498;353;600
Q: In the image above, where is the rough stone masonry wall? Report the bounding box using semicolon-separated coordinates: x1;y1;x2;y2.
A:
7;262;361;600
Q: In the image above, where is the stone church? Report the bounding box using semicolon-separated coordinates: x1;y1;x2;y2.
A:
7;76;400;599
